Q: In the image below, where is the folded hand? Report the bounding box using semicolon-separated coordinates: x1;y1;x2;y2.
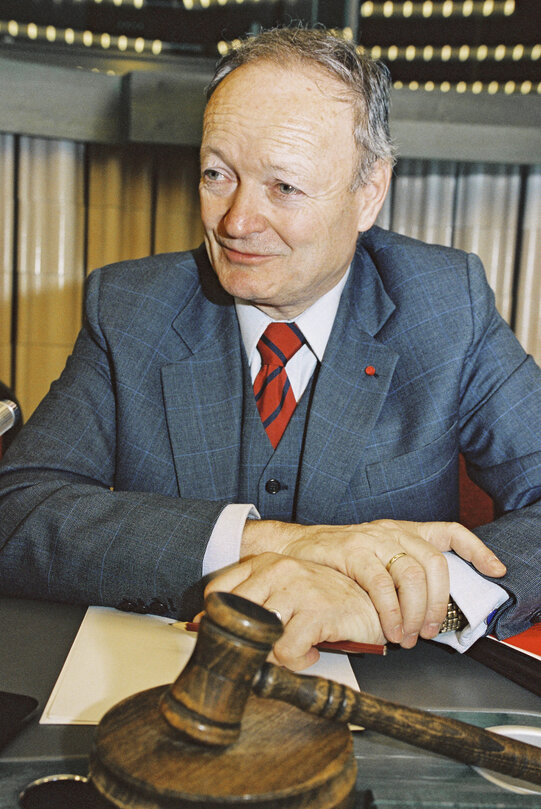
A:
241;518;506;647
204;551;385;671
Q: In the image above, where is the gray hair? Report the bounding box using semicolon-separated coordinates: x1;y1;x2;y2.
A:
206;27;396;188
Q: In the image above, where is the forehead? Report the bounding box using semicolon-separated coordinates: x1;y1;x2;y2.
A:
202;60;357;168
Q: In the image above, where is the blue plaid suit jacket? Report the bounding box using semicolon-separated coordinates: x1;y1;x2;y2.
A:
1;226;540;634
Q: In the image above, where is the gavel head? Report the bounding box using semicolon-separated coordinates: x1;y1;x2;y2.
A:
159;592;283;747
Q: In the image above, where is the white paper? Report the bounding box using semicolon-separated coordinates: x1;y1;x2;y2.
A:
41;606;359;725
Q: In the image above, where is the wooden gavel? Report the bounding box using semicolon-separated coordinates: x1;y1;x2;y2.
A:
90;591;541;808
161;592;541;784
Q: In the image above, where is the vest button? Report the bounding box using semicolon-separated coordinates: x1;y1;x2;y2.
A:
265;478;281;494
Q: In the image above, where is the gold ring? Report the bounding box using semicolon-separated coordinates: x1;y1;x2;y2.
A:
385;552;407;573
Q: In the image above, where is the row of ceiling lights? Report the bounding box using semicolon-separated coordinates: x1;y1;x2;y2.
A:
396;78;539;93
88;0;253;6
75;0;249;6
37;0;517;12
4;19;537;65
1;19;163;53
361;0;515;17
2;9;538;93
367;43;541;61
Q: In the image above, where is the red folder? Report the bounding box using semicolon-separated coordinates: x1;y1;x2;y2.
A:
492;624;541;661
466;624;541;696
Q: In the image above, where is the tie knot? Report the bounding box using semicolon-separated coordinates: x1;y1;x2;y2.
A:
257;322;305;368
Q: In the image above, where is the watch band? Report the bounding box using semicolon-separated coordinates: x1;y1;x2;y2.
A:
439;598;468;633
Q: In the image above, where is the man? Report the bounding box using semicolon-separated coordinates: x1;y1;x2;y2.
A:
0;28;539;671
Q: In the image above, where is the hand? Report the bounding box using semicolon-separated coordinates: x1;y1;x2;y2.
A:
204;552;385;671
241;518;506;648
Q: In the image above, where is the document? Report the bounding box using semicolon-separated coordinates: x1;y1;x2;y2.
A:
40;606;360;725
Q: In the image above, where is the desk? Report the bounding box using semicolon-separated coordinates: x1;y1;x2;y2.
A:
1;597;540;809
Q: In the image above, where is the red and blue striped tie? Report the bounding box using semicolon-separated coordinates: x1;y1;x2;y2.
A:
254;322;305;448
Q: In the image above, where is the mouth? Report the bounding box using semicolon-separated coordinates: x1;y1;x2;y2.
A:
219;243;277;265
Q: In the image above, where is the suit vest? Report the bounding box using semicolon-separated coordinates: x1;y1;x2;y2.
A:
237;353;316;522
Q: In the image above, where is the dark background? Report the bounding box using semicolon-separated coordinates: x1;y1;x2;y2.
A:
0;0;539;88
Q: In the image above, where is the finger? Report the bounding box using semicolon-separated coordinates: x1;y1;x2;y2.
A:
384;553;428;647
380;536;450;642
348;533;432;644
346;554;404;644
419;521;506;577
417;551;450;639
268;645;320;671
271;613;321;671
388;541;449;640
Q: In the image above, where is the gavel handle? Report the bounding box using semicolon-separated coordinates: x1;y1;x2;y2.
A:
254;662;541;786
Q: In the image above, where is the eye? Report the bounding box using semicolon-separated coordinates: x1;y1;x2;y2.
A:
202;168;224;182
276;182;301;197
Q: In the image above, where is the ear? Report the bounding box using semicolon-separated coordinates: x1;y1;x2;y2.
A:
354;160;392;233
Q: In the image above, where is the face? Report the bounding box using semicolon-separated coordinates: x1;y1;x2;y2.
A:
200;60;390;319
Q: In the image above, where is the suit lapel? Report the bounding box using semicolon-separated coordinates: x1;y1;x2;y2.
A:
161;247;244;501
296;238;399;524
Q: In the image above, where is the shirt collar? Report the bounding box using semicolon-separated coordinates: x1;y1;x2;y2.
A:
235;267;350;364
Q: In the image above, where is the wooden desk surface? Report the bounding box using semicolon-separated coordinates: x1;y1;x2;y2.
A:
1;596;541;809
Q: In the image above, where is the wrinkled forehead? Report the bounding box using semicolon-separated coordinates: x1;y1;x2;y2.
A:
203;59;356;136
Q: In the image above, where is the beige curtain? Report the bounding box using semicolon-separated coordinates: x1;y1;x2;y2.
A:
16;137;85;415
154;145;204;255
87;143;154;271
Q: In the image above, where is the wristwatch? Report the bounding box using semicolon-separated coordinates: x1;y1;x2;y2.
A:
439;598;468;633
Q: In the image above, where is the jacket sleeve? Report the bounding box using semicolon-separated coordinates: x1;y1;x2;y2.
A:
458;254;541;637
0;268;226;619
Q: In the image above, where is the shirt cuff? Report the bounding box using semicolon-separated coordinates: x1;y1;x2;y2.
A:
202;503;261;576
434;552;509;652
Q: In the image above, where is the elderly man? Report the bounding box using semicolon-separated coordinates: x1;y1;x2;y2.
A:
0;28;539;671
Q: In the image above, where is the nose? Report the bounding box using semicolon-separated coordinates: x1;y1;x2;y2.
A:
222;184;267;239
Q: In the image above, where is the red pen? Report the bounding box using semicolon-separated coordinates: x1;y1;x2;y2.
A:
174;621;386;656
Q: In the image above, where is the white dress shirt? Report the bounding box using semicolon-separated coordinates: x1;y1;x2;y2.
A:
201;271;507;651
